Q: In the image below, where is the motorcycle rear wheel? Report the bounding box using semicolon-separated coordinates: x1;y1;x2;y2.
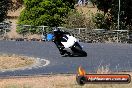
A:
72;46;87;57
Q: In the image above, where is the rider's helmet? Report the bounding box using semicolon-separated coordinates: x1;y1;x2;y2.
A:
53;27;59;32
53;27;63;36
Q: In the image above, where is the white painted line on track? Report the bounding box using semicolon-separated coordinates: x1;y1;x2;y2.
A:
41;59;50;67
35;58;50;67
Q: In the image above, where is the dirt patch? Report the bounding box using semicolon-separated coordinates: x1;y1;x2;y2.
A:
0;54;35;71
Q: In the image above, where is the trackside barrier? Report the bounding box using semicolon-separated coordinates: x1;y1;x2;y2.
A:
4;25;131;43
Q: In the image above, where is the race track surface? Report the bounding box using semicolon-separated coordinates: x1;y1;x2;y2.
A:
0;41;132;76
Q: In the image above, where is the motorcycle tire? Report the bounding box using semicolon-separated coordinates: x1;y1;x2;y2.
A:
72;46;87;57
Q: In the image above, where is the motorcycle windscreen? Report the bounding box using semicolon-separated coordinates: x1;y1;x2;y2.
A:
61;35;77;48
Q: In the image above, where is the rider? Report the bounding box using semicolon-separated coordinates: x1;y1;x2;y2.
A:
53;27;67;55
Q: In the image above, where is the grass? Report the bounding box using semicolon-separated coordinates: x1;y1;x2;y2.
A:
5;84;32;88
0;55;131;88
0;54;35;71
0;59;131;88
0;56;131;88
96;65;111;74
0;73;131;88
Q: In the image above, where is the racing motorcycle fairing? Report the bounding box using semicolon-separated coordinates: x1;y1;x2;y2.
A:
53;29;87;57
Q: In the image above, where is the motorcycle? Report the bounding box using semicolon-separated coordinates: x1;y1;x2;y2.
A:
53;29;87;57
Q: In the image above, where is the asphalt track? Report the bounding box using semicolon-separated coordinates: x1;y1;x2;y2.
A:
0;40;132;76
